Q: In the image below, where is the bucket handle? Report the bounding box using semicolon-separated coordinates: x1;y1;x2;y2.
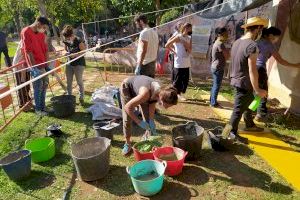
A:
162;161;167;170
126;166;131;175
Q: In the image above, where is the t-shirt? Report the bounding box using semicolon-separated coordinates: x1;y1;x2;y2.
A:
137;27;159;65
126;75;160;101
21;27;48;68
0;31;7;48
256;39;276;68
230;38;258;91
211;40;226;69
174;34;191;68
63;37;86;66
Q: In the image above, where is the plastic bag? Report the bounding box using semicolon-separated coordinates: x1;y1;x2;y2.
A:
91;85;119;105
87;102;122;121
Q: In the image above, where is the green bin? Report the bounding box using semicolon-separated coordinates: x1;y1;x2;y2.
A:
25;137;55;163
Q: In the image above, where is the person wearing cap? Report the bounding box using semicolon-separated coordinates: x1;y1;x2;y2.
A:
255;27;300;121
210;27;230;108
223;17;268;144
21;16;51;116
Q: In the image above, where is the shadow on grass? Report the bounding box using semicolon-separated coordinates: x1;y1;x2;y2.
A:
16;169;55;191
199;151;293;194
173;164;209;185
88;165;135;196
150;180;197;199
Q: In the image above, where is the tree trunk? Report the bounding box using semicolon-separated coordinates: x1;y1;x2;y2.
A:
37;0;48;17
49;17;60;45
155;0;161;25
13;15;21;37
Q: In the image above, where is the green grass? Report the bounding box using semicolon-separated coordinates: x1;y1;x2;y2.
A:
0;66;300;199
0;42;18;67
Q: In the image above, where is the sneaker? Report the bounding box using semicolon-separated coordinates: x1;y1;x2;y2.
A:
35;110;48;116
210;103;223;109
243;125;264;132
234;134;249;144
122;143;132;156
178;95;187;101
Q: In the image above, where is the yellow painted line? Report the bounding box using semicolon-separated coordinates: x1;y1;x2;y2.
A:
200;94;300;191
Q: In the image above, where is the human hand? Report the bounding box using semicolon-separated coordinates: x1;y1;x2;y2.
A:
149;119;157;136
138;121;150;130
255;89;268;98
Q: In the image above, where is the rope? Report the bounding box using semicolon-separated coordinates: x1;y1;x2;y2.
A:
0;0;233;100
82;5;187;25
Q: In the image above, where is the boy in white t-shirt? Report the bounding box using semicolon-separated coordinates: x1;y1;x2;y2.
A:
134;14;159;78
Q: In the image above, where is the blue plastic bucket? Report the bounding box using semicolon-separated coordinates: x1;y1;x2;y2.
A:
0;150;31;181
127;160;167;196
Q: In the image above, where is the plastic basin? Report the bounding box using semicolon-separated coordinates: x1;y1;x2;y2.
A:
71;137;111;181
25;137;55;163
0;150;31;181
132;141;155;161
153;146;187;176
127;160;167;196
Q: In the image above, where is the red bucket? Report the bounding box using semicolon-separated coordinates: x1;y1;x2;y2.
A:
153;146;188;176
132;144;154;162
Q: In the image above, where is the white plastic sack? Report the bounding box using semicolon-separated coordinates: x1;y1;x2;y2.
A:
87;102;122;121
91;85;118;105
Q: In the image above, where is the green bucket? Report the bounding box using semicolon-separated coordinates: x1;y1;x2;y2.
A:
249;96;261;111
127;160;167;196
25;137;55;163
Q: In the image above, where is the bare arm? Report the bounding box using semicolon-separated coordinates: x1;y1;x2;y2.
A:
148;103;156;120
182;37;192;53
124;88;150;125
223;48;230;60
165;35;180;50
137;40;148;66
248;53;267;98
272;52;300;68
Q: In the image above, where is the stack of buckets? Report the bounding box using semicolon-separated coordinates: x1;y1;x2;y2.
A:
128;140;188;197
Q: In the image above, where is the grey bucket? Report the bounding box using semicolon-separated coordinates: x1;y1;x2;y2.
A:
0;150;31;181
71;137;111;181
51;95;76;118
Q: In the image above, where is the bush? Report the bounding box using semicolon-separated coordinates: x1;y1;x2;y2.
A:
160;9;182;24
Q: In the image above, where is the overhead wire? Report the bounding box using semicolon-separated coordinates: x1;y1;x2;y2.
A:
0;0;233;100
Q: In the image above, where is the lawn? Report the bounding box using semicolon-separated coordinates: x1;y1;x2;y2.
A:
0;64;300;200
0;42;18;68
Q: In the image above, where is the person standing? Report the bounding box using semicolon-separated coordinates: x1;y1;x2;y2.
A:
255;27;300;121
0;31;12;67
165;23;192;101
134;14;159;78
223;17;268;144
120;75;178;156
210;27;230;107
21;16;50;116
62;25;86;105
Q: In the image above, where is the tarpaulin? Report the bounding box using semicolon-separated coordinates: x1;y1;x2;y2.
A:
188;0;272;19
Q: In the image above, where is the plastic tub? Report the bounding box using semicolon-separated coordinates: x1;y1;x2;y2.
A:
127;160;167;196
71;137;111;181
51;95;76;118
172;122;204;160
25;137;55;163
153;146;187;176
0;150;31;181
132;141;155;161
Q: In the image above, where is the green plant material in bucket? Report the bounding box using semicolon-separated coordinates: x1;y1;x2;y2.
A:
134;140;162;153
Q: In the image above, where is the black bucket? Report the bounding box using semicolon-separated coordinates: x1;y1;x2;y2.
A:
172;122;204;161
93;121;119;140
51;95;76;118
71;137;111;181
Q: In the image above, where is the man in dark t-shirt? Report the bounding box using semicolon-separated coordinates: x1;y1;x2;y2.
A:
223;17;268;144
